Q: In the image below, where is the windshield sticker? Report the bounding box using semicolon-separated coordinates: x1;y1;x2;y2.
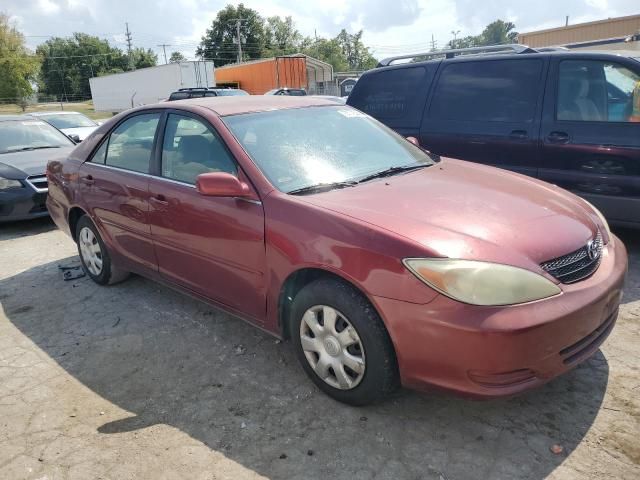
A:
21;121;45;126
336;109;366;118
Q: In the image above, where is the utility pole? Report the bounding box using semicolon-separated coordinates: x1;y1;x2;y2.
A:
229;18;246;64
157;43;172;64
430;34;437;51
451;30;460;48
125;22;134;70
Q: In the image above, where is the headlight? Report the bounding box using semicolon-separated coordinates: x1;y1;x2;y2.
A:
0;178;23;190
403;258;561;306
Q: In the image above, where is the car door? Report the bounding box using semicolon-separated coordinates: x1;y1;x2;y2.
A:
539;56;640;225
77;112;161;271
147;111;267;322
420;57;547;176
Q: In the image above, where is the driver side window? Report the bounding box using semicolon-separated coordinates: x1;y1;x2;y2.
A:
557;60;640;122
161;114;237;185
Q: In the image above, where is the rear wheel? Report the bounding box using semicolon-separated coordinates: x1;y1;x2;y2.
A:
76;216;129;285
290;277;399;405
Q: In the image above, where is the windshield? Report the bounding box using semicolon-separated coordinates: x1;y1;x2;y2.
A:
216;89;249;96
223;106;435;193
0;120;73;154
38;113;96;129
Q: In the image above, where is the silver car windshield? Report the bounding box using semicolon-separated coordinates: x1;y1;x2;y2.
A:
0;120;72;154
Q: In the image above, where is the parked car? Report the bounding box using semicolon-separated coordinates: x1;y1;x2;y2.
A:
28;111;100;142
264;88;307;96
347;45;640;227
47;97;627;405
0;115;76;222
167;87;249;101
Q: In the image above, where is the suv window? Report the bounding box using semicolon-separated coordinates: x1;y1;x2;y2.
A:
169;92;189;101
161;114;236;184
105;113;160;173
429;59;543;122
557;60;640;122
348;66;431;123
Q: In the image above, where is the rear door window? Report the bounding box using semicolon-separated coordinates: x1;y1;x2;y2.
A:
348;66;433;127
429;59;544;122
105;113;161;173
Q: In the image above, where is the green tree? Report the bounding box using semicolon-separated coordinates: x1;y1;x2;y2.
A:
480;20;518;45
302;37;349;71
196;3;265;66
448;19;518;49
131;47;158;69
169;51;186;63
263;16;302;56
335;29;377;70
37;33;127;99
0;14;40;109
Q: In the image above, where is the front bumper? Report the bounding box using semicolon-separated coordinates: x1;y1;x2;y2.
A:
373;234;628;398
0;183;48;222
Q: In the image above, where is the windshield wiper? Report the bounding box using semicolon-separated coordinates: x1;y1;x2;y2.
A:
16;146;62;152
287;181;357;195
356;164;429;183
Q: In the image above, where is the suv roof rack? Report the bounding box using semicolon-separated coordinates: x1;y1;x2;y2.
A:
377;44;538;67
178;87;211;92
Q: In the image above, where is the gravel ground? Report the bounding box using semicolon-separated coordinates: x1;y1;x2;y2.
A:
0;217;638;480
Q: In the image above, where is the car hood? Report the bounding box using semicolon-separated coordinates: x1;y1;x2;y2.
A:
0;146;75;179
297;159;600;269
60;126;98;141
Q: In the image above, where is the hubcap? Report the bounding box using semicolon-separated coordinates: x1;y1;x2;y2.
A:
299;305;365;390
78;227;103;276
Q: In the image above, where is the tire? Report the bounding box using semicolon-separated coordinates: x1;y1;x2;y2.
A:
290;277;399;405
75;215;129;285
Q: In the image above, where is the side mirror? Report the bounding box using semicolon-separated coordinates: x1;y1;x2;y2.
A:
406;136;420;147
196;172;251;197
68;134;81;144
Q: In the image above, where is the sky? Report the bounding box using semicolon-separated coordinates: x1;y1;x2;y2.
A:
5;0;640;61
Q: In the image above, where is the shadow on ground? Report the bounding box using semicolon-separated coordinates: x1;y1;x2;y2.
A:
0;253;616;480
0;217;57;241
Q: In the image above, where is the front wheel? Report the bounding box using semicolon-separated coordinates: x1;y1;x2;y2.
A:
290;278;399;405
76;215;129;285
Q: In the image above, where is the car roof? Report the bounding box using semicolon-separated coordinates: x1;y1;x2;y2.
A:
0;114;30;122
165;96;340;116
28;111;83;116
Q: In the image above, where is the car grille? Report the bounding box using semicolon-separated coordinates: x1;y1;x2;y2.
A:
540;231;603;284
26;175;48;192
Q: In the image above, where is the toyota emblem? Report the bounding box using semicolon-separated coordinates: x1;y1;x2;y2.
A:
587;239;600;260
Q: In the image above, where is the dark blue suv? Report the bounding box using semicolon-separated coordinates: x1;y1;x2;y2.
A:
347;45;640;227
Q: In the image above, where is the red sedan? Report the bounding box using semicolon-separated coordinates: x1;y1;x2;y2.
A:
46;97;627;405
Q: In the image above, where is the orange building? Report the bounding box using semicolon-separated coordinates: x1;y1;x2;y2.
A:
214;54;334;95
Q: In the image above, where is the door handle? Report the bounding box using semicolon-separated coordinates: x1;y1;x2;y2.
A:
509;130;528;140
547;131;570;144
81;174;94;185
150;194;168;205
